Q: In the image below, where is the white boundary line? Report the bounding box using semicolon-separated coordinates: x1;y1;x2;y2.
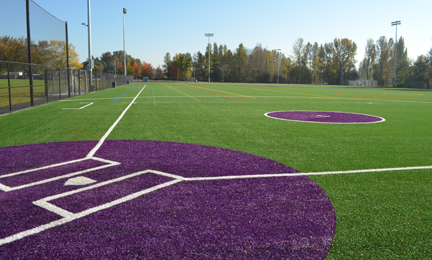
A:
62;102;94;110
86;85;146;158
1;163;431;246
0;85;146;192
182;165;432;181
264;110;386;124
0;170;181;246
0;159;120;192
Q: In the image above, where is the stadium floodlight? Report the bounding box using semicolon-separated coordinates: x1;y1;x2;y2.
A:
123;8;127;76
276;49;281;84
205;33;214;82
86;0;93;88
391;20;401;88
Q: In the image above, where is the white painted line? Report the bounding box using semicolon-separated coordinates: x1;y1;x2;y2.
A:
62;102;94;110
264;110;386;124
6;161;120;191
0;178;182;246
149;169;185;180
0;158;89;179
183;165;432;181
0;182;11;192
91;156;121;165
1;163;430;246
34;169;182;204
0;216;74;246
316;115;330;118
75;179;182;217
86;85;146;158
33;200;75;218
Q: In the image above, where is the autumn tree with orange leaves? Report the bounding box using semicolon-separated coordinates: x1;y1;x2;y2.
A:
155;66;163;78
132;61;140;78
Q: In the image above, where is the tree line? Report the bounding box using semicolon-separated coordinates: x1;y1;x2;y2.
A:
0;36;81;70
163;37;432;88
358;36;432;88
0;35;163;79
163;38;358;85
79;50;164;79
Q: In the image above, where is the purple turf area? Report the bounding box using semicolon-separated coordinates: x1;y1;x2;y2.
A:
0;140;336;259
265;110;385;124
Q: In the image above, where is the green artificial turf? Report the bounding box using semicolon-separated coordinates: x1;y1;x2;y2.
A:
0;81;431;259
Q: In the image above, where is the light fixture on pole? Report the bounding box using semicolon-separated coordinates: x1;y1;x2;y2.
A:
391;20;401;88
204;33;214;83
123;8;127;76
276;49;281;84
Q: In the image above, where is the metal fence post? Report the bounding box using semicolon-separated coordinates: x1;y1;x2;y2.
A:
26;0;34;106
78;70;81;96
84;70;87;93
7;62;12;112
58;69;61;100
45;66;48;102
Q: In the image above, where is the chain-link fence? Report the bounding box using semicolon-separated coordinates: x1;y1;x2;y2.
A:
0;60;133;115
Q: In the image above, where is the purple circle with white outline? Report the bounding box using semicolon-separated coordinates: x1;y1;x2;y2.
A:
265;110;385;124
0;140;336;259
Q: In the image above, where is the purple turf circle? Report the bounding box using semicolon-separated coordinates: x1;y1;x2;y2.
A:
265;110;385;124
0;140;336;259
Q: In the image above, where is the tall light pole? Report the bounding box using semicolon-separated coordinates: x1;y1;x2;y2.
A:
205;33;214;83
84;0;92;88
276;49;281;84
123;8;127;76
391;20;401;88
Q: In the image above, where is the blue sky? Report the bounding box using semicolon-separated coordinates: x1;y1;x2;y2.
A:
2;0;431;69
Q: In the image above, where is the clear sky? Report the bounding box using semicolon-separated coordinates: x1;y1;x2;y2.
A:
1;0;431;69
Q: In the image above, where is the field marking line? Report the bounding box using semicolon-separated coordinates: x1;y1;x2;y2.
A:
4;161;120;192
62;102;94;110
252;88;344;99
264;110;386;124
160;82;201;102
182;165;432;181
179;85;244;102
178;83;256;99
0;183;11;192
86;85;146;158
111;85;142;102
0;158;88;179
0;178;182;246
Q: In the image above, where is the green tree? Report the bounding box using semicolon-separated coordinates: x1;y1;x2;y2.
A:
373;36;394;86
163;52;172;77
234;43;247;82
408;55;429;88
0;36;27;63
395;37;410;87
173;53;192;79
192;51;206;81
